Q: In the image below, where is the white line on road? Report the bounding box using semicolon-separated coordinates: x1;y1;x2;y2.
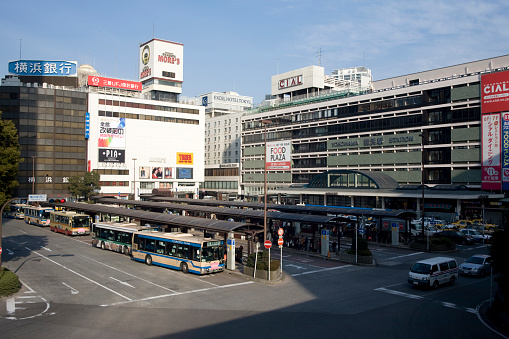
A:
78;254;179;292
110;277;136;288
19;230;27;234
100;281;254;307
386;252;424;261
41;247;52;252
62;282;79;295
27;248;132;301
291;265;352;277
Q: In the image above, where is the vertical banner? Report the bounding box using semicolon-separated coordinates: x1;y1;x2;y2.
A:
266;140;292;171
502;113;509;190
481;113;501;190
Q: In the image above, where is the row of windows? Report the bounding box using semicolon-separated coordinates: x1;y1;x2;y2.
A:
94;169;129;175
99;181;129;186
95;228;131;245
200;181;238;190
98;99;198;115
135;237;200;261
98;111;199;125
204;168;239;176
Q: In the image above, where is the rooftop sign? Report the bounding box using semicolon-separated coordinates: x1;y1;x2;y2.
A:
8;60;77;76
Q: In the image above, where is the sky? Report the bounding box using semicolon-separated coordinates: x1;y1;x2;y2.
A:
1;0;509;105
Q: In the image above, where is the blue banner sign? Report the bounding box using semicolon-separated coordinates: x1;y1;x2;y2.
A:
502;113;509;190
8;60;77;76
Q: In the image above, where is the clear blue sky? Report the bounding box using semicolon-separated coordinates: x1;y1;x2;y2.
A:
1;0;508;104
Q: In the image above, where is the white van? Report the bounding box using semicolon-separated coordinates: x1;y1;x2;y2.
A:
408;257;459;289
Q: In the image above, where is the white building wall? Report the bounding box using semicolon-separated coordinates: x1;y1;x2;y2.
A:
88;92;204;199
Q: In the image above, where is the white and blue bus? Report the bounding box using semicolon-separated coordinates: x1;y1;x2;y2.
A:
24;206;54;226
131;232;225;275
4;203;30;219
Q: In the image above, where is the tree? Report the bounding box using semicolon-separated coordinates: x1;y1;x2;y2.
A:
67;171;100;201
0;112;22;207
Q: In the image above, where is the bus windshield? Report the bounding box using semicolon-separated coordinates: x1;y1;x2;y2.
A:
201;241;224;262
41;210;52;219
73;216;90;228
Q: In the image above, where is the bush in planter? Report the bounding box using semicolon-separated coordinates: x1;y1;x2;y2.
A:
430;237;453;247
0;267;21;297
346;236;372;256
245;251;280;271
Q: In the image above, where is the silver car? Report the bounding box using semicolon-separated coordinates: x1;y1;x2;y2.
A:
459;254;492;276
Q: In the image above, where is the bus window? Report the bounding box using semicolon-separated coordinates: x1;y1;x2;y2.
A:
156;241;166;254
145;239;155;252
167;242;177;256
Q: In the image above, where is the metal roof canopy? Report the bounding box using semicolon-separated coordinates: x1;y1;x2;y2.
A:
95;197;346;224
142;196;416;220
48;202;258;233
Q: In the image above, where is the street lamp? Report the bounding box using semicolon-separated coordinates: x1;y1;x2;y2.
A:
132;158;137;200
261;119;272;243
31;156;36;194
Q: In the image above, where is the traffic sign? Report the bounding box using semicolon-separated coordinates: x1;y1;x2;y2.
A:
278;228;284;236
264;240;272;249
0;247;2;255
278;238;284;246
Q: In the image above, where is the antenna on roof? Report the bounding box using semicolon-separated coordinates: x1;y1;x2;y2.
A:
19;39;22;59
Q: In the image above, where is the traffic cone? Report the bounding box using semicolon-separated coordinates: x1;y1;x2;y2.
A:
327;250;330;258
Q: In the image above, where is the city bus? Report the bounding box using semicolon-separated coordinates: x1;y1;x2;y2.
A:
3;203;30;219
49;210;91;236
24;206;54;226
131;231;225;275
92;222;157;255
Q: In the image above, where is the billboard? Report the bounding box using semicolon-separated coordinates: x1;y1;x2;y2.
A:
177;152;193;165
99;149;125;163
98;117;126;148
139;38;183;83
8;60;77;76
503;113;509;190
266;141;292;170
88;75;141;91
176;167;193;179
481;71;509;114
481;113;501;190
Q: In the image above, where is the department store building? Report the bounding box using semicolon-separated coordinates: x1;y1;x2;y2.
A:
241;57;509;223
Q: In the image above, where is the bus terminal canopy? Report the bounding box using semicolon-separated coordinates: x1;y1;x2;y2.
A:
142;196;417;221
47;201;259;233
94;197;349;225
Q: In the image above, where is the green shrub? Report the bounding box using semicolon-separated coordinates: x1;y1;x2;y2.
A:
430;237;453;247
350;236;369;251
245;251;280;271
0;267;21;297
346;249;372;256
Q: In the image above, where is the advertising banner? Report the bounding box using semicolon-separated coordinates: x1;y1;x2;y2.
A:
266;141;292;170
502;113;509;190
88;75;142;91
481;71;509;114
139;39;184;83
482;113;502;190
177;152;193;165
98;149;125;163
98;117;126;148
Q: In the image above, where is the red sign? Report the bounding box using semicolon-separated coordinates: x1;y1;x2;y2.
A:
264;240;272;249
88;75;142;91
482;113;502;190
277;228;284;236
0;247;2;255
278;238;284;246
481;71;509;114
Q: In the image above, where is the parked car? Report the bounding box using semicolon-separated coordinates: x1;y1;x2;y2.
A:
459;254;492;276
437;230;475;245
451;220;473;229
460;229;492;243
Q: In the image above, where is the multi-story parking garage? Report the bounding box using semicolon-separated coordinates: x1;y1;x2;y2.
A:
241;56;509;223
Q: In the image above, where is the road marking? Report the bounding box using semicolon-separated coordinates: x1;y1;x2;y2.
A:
286;264;305;270
110;277;135;288
100;281;254;307
375;287;423;300
2;280;51;321
291;265;352;277
41;247;52;252
62;282;79;295
78;254;179;292
19;230;27;234
6;248;13;255
27;248;132;301
386;252;424;261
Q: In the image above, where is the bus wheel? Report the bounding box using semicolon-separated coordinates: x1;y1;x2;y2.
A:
180;262;189;274
145;255;153;266
101;242;106;250
123;246;130;256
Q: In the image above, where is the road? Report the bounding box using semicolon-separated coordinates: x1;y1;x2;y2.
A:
0;217;504;338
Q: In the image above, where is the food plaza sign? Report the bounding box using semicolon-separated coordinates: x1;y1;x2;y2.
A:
328;133;420;150
8;60;77;76
266;141;292;170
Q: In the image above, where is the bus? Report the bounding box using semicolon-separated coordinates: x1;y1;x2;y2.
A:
131;231;225;275
3;203;30;219
24;206;54;226
50;210;91;236
92;222;157;255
